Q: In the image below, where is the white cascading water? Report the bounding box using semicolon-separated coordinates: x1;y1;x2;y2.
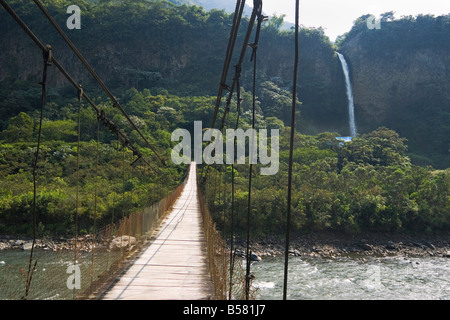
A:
337;52;357;137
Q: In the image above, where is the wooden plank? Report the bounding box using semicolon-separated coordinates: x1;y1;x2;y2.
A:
102;163;215;300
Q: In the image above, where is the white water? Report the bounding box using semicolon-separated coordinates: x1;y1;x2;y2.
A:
252;255;450;300
338;53;357;137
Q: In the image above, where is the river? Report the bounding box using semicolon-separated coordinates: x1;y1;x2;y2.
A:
1;249;449;300
251;255;449;300
0;248;121;300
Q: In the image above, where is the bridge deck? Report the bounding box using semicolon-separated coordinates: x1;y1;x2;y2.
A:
102;163;215;300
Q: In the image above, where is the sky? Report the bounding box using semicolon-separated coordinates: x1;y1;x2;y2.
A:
249;0;450;41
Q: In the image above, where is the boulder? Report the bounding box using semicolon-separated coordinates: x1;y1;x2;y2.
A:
359;243;372;251
0;241;10;250
423;241;436;250
235;250;245;258
109;235;137;251
412;242;427;250
11;239;24;249
385;241;397;250
22;242;34;250
251;253;262;262
312;247;322;254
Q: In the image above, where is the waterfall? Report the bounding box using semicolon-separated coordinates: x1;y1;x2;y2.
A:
337;52;357;137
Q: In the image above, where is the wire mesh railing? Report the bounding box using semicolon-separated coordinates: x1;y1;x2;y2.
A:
0;175;187;300
197;171;254;300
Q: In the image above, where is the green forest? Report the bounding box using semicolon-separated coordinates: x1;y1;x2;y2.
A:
200;127;449;236
0;0;448;238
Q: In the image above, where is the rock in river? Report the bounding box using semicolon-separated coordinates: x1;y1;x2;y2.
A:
109;235;137;251
251;253;262;262
22;242;34;250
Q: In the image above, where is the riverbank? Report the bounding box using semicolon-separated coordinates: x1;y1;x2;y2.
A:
2;232;449;259
0;235;97;252
0;234;142;253
232;232;450;260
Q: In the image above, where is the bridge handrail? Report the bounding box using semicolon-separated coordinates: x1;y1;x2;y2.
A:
0;166;190;300
197;166;252;300
79;165;190;299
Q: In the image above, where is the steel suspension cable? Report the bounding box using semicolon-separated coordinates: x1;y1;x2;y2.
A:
72;85;83;299
203;2;256;197
23;45;52;300
211;0;245;129
245;41;256;302
228;76;242;300
202;0;250;184
218;2;259;132
90;115;100;289
283;0;300;301
31;0;165;166
244;1;265;300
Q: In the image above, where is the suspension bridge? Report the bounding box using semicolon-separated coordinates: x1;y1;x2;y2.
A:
0;0;300;301
101;162;215;300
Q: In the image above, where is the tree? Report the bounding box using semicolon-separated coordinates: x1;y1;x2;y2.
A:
259;81;294;124
1;112;34;143
381;11;395;22
338;127;410;169
41;120;78;142
264;14;285;31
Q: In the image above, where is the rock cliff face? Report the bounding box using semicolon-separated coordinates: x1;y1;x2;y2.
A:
339;28;450;168
0;2;345;131
340;33;450;128
0;27;203;91
0;28;338;98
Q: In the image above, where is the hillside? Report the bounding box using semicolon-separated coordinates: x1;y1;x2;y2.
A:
181;0;253;15
0;0;347;132
0;0;448;169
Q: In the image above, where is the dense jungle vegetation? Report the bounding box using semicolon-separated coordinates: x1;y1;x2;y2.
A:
0;0;448;238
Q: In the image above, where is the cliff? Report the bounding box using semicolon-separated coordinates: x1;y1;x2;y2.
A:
339;14;450;168
0;0;345;131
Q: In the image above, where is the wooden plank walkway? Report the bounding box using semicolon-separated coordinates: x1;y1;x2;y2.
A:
102;163;215;300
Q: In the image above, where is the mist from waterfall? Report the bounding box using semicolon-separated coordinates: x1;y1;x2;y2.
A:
337;53;357;137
